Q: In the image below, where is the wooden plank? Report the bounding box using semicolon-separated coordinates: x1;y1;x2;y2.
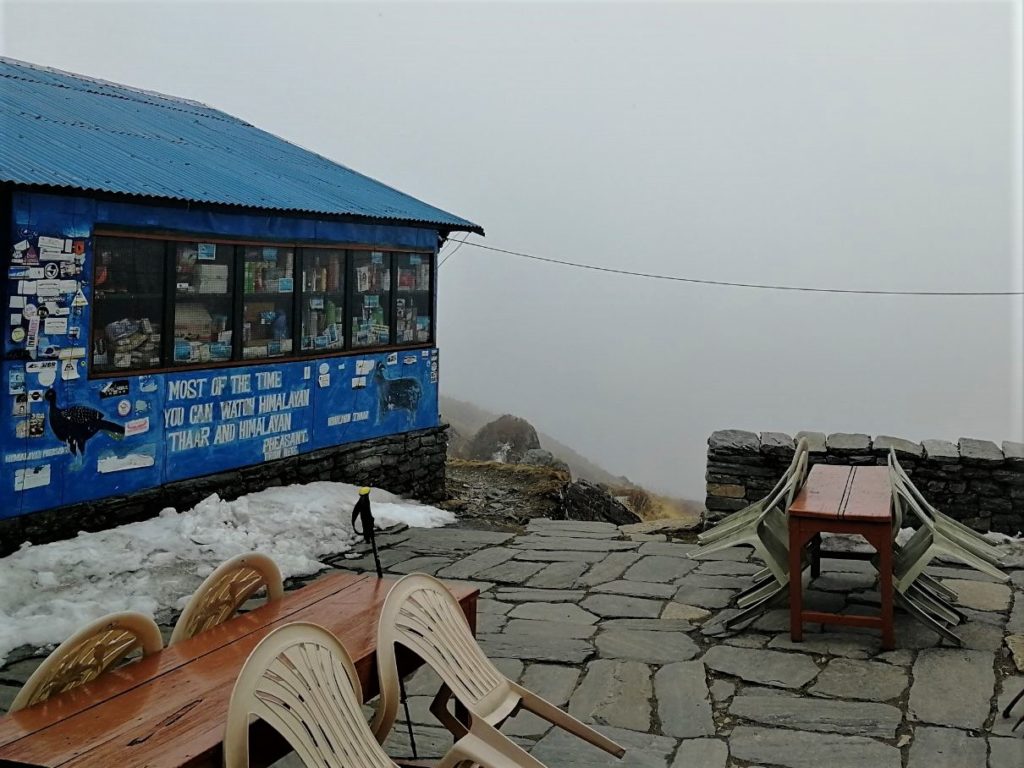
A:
788;465;852;519
0;578;476;768
0;571;370;748
841;466;892;521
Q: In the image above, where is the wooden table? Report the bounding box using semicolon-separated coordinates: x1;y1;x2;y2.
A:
788;464;894;650
0;571;478;768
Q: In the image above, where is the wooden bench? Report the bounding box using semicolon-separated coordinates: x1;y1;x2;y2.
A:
788;464;894;650
0;571;478;768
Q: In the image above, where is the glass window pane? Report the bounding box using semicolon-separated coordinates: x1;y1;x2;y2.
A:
242;245;294;359
301;249;345;352
172;242;234;365
394;252;432;344
351;250;390;348
91;236;165;372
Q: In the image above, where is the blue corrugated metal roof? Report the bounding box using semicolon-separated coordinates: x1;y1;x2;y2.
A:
0;57;483;234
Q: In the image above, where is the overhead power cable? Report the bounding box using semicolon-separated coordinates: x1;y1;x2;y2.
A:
438;233;470;267
445;239;1024;297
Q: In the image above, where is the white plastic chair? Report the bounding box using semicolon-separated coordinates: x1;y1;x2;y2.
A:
224;621;542;768
372;574;625;762
698;437;809;545
11;611;163;711
170;552;284;645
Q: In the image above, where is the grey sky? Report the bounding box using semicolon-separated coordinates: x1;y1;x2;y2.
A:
3;1;1021;499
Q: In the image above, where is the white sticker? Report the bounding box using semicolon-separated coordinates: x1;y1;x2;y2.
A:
98;452;155;473
72;289;88;308
18;280;36;295
26;360;57;374
117;399;132;416
43;263;59;279
36;280;60;297
124;417;149;436
355;359;374;375
60;359;80;380
21;303;37;319
351;376;367;389
10;314;22;327
13;239;29;251
386;352;398;365
57;347;86;359
43;317;67;335
303;366;311;380
58;279;78;294
9;296;25;309
318;373;330;388
318;362;330;375
14;465;51;491
26;317;39;350
37;236;64;250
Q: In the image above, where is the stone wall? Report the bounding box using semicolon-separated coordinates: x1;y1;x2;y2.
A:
705;430;1024;534
0;425;449;557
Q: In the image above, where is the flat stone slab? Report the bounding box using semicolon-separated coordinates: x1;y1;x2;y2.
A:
526;561;589;588
625;555;699;583
494;588;586;603
513;549;608;563
694;560;764;576
529;518;618;532
475;559;547;584
959;437;1003;463
988;736;1024;768
531;724;677;768
595;629;700;664
908;648;995;729
729;693;901;738
670;738;728;768
826;432;871;453
768;632;879;659
873;434;923;457
655;661;714;738
582;594;665;619
600;618;697;633
639;541;697;558
504;619;596;639
907;726;987;768
593;580;677;599
944;578;1012;611
477;632;591;664
989;676;1024;737
709;429;759;453
619;519;700;535
508;602;599;625
401;527;514;554
389;556;451;575
577;553;643;587
809;658;908;702
701;646;820;689
505;663;580;737
436;547;517;579
729;726;901;768
569;660;653;732
661;602;711;622
922;439;959;461
512;536;638;552
672;585;736;609
1006;634;1024;671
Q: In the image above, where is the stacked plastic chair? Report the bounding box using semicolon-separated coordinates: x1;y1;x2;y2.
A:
689;446;809;629
886;449;1008;645
224;622;546;768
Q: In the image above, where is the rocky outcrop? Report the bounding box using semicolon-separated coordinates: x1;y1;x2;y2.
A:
465;415;541;464
562;480;640;526
520;448;571;474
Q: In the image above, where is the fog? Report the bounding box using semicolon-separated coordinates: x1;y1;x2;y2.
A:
3;1;1021;500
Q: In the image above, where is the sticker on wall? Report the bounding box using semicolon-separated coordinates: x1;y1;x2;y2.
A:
27;390;45;405
11;327;25;344
72;288;88;308
99;380;130;399
303;365;311;380
403;356;417;365
138;376;158;393
27;361;58;387
9;296;25;309
197;243;217;261
386;352;398;366
8;370;26;395
123;417;150;437
36;280;61;297
25;317;39;351
14;465;51;492
98;451;156;474
318;373;330;388
12;394;29;416
421;350;430;358
22;303;37;319
42;263;59;279
37;236;64;250
43;317;68;335
351;376;367;389
15;415;45;438
60;359;80;381
355;359;374;376
117;399;132;417
10;313;22;327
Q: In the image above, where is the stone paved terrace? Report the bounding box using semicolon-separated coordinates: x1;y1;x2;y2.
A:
2;519;1023;768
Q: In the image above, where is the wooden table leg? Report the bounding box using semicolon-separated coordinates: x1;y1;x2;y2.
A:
789;519;805;643
810;533;821;579
875;525;895;651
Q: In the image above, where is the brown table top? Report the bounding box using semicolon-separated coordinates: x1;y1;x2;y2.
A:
0;570;478;768
789;464;892;522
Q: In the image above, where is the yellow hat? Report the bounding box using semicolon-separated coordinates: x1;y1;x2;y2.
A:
359;487;370;495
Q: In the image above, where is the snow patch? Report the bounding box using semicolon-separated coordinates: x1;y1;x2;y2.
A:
0;481;454;666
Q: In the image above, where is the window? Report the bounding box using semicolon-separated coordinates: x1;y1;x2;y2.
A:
89;234;434;377
173;242;234;365
394;252;433;344
301;248;345;352
351;250;391;348
91;236;166;372
242;246;294;359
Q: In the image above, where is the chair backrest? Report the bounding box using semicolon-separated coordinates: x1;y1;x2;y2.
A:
761;437;810;506
170;552;284;645
762;449;809;519
888;458;934;532
224;622;394;768
11;611;163;711
372;573;512;742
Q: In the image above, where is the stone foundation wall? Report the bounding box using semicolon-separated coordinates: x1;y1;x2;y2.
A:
0;425;449;557
705;430;1024;534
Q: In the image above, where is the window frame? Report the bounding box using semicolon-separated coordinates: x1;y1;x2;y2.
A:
89;230;436;379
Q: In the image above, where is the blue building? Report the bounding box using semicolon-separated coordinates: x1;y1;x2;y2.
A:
0;58;481;550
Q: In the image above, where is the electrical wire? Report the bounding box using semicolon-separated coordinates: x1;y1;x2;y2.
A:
447;238;1024;297
438;233;470;267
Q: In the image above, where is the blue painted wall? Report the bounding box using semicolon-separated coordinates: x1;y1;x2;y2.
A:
2;192;440;519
